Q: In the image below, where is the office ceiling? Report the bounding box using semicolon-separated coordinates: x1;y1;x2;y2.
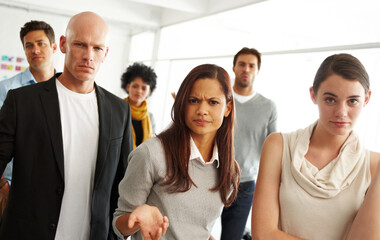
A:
0;0;266;34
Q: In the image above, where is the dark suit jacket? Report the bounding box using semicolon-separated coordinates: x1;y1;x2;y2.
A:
0;74;133;240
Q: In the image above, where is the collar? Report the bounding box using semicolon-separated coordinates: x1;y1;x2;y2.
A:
290;121;365;198
189;137;219;168
20;67;37;85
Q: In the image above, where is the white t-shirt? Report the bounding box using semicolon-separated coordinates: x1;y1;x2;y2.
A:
233;90;256;103
54;79;99;240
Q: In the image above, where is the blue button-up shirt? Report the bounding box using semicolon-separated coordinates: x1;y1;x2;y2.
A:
0;67;37;184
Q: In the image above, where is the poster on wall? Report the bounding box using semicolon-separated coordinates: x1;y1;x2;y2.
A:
0;54;28;81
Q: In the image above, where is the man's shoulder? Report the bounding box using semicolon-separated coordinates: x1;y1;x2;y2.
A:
96;85;129;108
238;92;276;108
235;93;277;119
9;77;53;95
255;92;272;101
254;93;276;107
96;85;123;101
0;72;24;90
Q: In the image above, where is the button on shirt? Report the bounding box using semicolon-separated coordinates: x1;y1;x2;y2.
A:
0;68;37;184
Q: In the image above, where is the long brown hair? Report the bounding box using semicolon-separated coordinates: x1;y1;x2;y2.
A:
157;64;240;206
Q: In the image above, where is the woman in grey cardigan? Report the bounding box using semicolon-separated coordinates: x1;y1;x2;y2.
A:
113;64;240;240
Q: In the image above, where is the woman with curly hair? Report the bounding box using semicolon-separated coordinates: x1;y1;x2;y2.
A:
121;62;157;148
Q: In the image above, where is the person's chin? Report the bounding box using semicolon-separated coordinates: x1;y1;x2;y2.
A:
330;126;352;136
30;62;45;69
75;72;94;82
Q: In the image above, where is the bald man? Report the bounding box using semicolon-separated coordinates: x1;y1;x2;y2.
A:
0;12;133;240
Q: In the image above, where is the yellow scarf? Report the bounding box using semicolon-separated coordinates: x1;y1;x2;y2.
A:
125;97;153;149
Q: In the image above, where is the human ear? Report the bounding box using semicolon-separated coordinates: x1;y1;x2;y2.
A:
59;35;66;54
224;101;232;117
310;87;317;104
364;90;371;106
52;42;58;53
102;46;109;63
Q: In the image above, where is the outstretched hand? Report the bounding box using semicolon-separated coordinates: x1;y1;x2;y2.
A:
128;204;169;240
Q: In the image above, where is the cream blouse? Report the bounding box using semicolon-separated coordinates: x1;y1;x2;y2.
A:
279;122;371;240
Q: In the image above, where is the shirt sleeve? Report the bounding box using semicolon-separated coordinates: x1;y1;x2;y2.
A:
0;83;8;109
112;142;156;238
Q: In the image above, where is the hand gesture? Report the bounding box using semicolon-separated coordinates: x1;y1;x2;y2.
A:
128;204;169;240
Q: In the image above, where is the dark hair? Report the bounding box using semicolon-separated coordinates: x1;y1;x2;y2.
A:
20;20;55;46
120;62;157;95
233;47;262;70
157;64;240;207
313;53;370;94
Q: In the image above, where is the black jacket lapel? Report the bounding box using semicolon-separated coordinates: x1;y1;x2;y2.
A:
40;76;65;181
93;83;111;187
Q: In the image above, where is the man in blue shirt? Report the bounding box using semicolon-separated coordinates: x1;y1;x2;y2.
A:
0;20;57;187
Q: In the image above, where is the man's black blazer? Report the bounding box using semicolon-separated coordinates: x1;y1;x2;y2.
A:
0;74;133;240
